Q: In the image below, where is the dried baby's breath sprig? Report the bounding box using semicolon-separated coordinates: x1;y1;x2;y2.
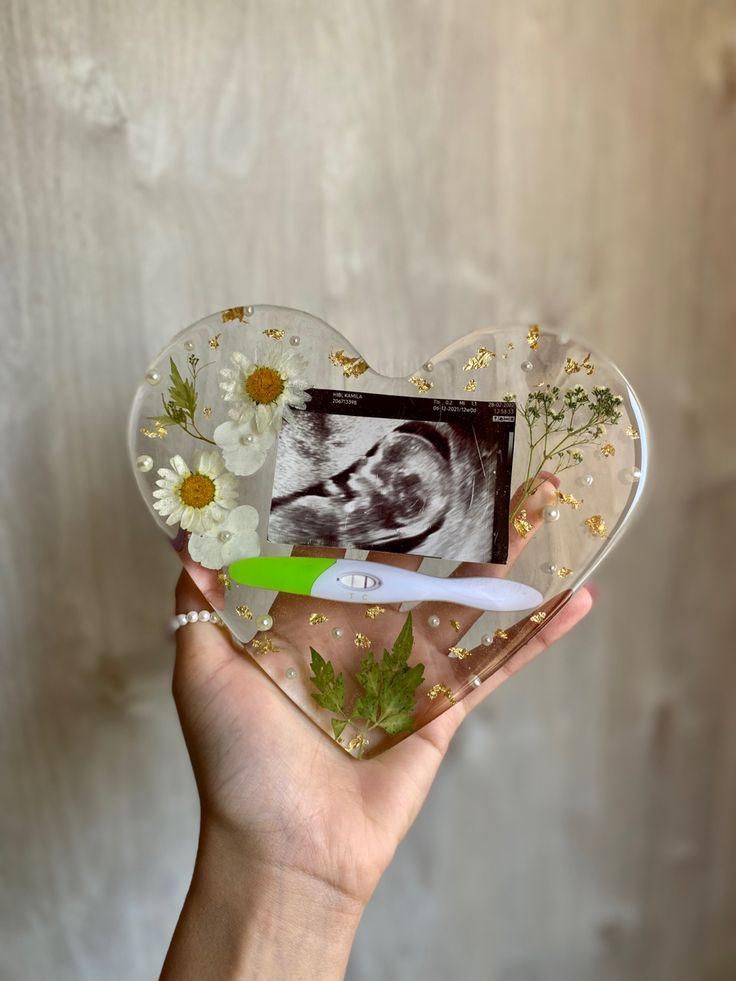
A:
510;383;624;522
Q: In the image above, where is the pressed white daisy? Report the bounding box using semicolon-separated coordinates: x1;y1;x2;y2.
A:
152;452;238;534
219;344;310;434
213;420;276;477
188;505;261;570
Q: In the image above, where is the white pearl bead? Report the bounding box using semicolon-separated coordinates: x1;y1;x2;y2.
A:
145;370;161;385
176;613;188;627
481;634;493;646
427;614;441;628
136;455;153;472
544;562;557;574
218;530;232;543
186;611;199;623
423;361;434;372
257;614;273;631
198;610;211;622
245;305;254;316
543;506;561;523
521;360;534;372
469;675;482;688
286;667;297;679
580;473;594;487
184;341;194;351
289;335;300;346
240;434;254;445
331;627;344;639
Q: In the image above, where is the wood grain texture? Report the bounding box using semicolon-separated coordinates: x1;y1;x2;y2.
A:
1;1;734;979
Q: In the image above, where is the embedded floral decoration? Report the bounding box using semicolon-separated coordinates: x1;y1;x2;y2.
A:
218;344;310;435
152;452;238;533
188;504;261;570
213;421;276;477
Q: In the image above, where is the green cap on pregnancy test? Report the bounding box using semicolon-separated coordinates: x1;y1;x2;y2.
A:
229;556;336;595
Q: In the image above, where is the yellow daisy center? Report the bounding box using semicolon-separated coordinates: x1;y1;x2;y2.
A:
245;366;285;405
179;474;216;509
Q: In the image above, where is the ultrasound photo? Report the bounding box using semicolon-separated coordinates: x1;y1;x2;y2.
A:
267;389;516;564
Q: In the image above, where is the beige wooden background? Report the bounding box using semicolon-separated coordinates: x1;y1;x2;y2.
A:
1;2;735;979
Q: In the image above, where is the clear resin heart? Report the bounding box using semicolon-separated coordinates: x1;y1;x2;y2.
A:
129;306;648;758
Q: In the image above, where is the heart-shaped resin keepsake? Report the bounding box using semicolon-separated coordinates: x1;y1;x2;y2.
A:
129;307;647;758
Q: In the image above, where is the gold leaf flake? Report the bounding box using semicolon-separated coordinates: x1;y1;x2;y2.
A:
557;491;583;509
252;635;279;654
513;509;533;538
557;567;573;578
527;324;540;350
208;333;222;349
217;572;232;590
600;443;616;458
450;619;461;632
501;353;508;360
564;353;595;375
202;406;213;418
530;611;547;624
139;424;167;439
507;342;515;351
263;328;286;340
625;425;640;440
365;605;386;619
584;515;607;538
448;646;472;660
329;350;369;377
347;733;369;753
463;347;496;371
354;632;371;649
409;374;432;394
427;683;457;704
235;605;253;620
494;628;509;641
222;307;246;323
464;378;477;393
309;613;329;625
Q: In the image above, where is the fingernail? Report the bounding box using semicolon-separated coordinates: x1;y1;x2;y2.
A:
586;580;601;601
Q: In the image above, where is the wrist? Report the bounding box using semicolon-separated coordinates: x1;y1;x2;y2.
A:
161;820;365;981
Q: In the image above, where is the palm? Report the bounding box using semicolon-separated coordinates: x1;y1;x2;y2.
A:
172;476;592;903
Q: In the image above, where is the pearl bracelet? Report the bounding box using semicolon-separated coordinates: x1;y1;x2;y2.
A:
171;610;223;631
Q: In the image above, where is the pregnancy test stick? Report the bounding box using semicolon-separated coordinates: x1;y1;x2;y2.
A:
228;557;542;613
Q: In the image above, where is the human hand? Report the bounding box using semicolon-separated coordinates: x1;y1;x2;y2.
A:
161;475;593;980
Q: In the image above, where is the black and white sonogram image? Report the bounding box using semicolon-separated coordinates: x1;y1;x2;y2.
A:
267;389;516;564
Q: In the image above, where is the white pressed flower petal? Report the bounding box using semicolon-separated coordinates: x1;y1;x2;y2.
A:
226;505;260;534
188;532;226;570
213;420;242;450
231;351;253;370
171;456;190;477
153;498;178;516
152;488;172;499
222;529;261;565
219;441;268;476
156;467;177;481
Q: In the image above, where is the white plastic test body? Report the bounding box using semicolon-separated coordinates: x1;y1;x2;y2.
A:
312;559;542;612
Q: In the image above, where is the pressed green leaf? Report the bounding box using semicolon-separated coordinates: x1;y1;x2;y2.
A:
308;648;345;716
168;358;197;416
331;718;348;741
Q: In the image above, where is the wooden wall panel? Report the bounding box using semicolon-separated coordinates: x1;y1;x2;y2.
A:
1;2;734;978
